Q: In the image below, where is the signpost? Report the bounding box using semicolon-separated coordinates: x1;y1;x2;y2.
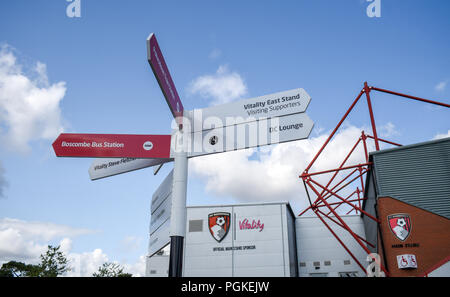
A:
52;32;314;278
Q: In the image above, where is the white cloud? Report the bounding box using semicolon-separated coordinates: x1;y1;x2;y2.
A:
66;248;110;277
0;218;94;264
190;124;382;215
0;217;145;276
121;255;146;277
0;45;66;153
433;130;450;140
188;65;247;105
378;122;399;138
435;80;447;92
66;247;146;277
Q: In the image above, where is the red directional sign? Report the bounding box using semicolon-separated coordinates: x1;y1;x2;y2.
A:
52;133;171;159
147;33;184;127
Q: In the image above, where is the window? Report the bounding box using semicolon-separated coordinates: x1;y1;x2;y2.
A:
150;270;157;274
339;272;358;277
189;220;203;232
299;262;306;267
343;260;351;265
324;261;331;266
313;261;320;267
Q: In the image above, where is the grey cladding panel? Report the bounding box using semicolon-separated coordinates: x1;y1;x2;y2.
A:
372;138;450;219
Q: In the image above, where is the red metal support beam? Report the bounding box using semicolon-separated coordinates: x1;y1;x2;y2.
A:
317;137;362;199
320;168;359;202
361;131;369;162
316;209;375;249
322;168;368;202
303;89;365;174
313;210;368;273
301;162;371;178
366;134;402;147
364;82;380;151
371;86;450;108
314;197;366;208
307;180;389;276
308;181;389;275
323;171;368;214
309;178;378;222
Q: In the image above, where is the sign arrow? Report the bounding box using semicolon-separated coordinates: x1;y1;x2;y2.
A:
52;133;171;159
171;112;314;158
88;157;172;180
186;88;311;132
147;33;184;127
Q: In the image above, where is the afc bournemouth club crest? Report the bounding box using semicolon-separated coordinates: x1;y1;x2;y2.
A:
388;214;412;241
208;212;231;242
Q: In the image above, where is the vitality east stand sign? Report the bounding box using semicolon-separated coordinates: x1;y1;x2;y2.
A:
51;32;314;277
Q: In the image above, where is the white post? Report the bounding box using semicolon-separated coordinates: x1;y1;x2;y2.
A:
168;129;188;277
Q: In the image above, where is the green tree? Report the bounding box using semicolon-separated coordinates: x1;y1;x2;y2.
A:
92;262;132;277
0;245;70;277
36;245;70;277
0;261;40;277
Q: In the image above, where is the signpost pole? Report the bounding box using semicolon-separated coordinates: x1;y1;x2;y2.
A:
168;130;188;277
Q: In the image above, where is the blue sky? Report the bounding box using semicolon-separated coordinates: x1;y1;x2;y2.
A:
0;0;449;275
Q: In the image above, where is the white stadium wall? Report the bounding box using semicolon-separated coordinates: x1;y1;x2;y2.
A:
182;202;297;277
295;215;368;277
145;202;371;277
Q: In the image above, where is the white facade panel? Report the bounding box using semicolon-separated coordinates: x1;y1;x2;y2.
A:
183;206;233;277
182;202;295;277
234;266;286;277
296;215;368;277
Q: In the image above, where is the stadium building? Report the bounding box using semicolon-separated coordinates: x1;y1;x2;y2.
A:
363;137;450;276
146;137;450;277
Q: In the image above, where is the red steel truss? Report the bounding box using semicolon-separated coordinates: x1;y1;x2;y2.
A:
298;82;450;276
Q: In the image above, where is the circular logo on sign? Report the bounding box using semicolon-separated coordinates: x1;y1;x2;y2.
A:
143;141;154;151
209;136;218;146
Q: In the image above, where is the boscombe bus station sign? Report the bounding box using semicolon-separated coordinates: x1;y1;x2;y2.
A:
52;33;314;276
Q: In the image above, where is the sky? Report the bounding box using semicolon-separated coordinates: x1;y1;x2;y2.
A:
0;0;449;276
